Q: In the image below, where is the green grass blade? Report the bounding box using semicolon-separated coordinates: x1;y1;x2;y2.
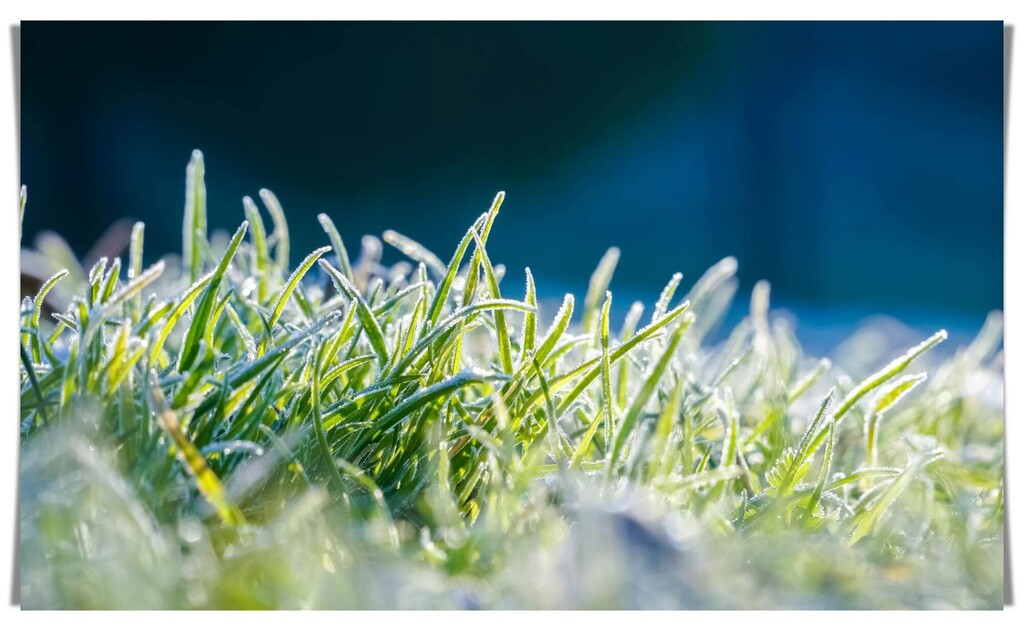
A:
259;188;290;274
146;377;247;526
27;269;69;362
530;294;574;370
836;330;946;421
183;149;207;283
470;231;513;374
806;330;946;455
390;299;534;378
178;221;249;371
460;192;504;308
98;257;122;305
127;221;146;318
788;357;832;403
103;261;165;315
267;245;331;335
582;247;620;340
311;344;347;495
768;388;836;499
20;343;49;425
19;185;26;240
864;372;927;469
600;291;614;449
802;420;835;526
569;408;605;468
608;321;687;473
148;271;214;367
243;195;271;302
383;229;446;279
616;301;644;409
555;301;691;418
848;448;944;546
652;272;683;323
520;267;537;362
320;260;390;367
354;369;506;453
317;213;354;284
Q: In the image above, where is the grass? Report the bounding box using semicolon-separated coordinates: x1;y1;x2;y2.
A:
18;150;1004;609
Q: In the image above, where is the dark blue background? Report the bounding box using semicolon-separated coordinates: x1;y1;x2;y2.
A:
20;22;1004;344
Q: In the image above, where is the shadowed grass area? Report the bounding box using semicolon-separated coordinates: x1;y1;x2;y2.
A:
18;152;1003;609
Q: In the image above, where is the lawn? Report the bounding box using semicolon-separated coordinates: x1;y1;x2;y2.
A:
18;151;1004;609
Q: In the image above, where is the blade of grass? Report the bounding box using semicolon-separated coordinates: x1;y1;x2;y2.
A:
608;321;687;474
243;196;271;302
146;376;246;526
27;269;69;363
310;343;347;495
178;221;249;371
383;229;446;280
351;369;507;455
318;213;355;284
582;247;620;341
320;259;390;367
148;272;214;368
802;419;836;526
599;291;614;450
263;245;331;350
864;373;927;469
182;149;207;283
519;267;537;363
259;188;289;274
470;230;513;374
848;448;944;546
806;331;946;456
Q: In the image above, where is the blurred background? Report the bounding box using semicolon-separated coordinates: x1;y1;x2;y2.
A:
20;22;1004;351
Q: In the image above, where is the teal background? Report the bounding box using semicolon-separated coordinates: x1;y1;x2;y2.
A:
20;22;1004;344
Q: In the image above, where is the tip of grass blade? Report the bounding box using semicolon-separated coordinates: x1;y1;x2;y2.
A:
909;329;949;359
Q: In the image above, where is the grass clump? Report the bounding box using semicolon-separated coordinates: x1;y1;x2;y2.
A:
19;151;1004;609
